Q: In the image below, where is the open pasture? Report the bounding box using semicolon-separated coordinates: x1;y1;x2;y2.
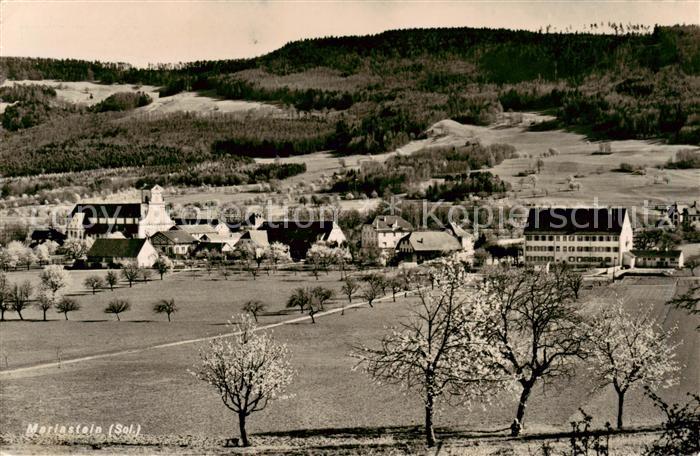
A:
0;275;697;443
0;268;349;368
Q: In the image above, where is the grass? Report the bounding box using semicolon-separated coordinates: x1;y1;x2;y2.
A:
0;275;697;449
0;268;349;368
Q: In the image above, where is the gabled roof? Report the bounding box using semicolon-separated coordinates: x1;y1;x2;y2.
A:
173;218;222;226
87;239;149;258
370;215;413;231
446;221;472;238
152;230;196;244
398;231;462;252
171;224;218;235
631;249;683;259
524;208;628;234
240;230;269;246
200;233;242;245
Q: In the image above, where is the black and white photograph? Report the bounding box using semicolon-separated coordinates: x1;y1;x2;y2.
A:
0;1;698;454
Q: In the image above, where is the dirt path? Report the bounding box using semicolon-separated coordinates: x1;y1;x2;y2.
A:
0;291;406;377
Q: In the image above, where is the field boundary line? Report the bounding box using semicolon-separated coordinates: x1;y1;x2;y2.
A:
0;290;416;377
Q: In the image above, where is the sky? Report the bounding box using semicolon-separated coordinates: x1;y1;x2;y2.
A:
1;1;699;66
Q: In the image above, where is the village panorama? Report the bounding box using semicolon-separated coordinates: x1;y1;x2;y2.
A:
0;4;698;455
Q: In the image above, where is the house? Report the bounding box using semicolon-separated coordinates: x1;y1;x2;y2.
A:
170;223;218;241
173;218;231;237
627;250;684;269
259;220;346;261
684;202;700;230
237;230;269;248
395;231;463;263
523;207;633;267
196;233;242;256
28;228;66;249
66;186;174;240
361;215;414;251
444;221;475;254
86;238;158;268
150;230;197;257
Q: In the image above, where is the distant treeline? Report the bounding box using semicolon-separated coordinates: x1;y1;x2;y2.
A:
1;25;699;177
0;112;333;176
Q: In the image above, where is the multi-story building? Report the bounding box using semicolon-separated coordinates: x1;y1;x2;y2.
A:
523;207;633;267
66;185;174;240
361;215;414;251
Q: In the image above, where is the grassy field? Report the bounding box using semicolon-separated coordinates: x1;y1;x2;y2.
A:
0;273;697;449
0;268;349;368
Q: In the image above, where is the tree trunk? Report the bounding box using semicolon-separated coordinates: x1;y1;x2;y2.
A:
425;392;436;447
167;313;171;322
43;309;47;321
92;288;96;295
16;309;23;320
64;312;68;320
0;308;4;321
309;311;315;324
116;313;120;321
616;389;625;430
513;383;533;436
238;412;249;447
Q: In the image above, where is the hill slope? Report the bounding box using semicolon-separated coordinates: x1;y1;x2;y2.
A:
1;26;699;178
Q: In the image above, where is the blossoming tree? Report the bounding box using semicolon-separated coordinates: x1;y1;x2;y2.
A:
590;299;681;429
353;259;508;447
193;315;294;446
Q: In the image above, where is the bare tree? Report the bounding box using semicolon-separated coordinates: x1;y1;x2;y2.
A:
0;272;9;321
35;292;54;321
340;276;360;314
354;259;507;447
193;315;294;447
55;297;80;320
242;300;266;323
153;298;178;322
361;274;385;308
105;270;119;291
84;275;104;295
121;262;139;287
387;276;403;302
589;299;681;429
286;288;311;314
105;299;130;321
480;266;590;435
10;280;32;320
311;286;333;311
154;256;173;280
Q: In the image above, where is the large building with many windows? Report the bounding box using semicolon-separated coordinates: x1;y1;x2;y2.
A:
523;207;633;267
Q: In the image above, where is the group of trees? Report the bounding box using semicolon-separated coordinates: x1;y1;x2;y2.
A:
330;143;517;198
0;240;60;271
0;266;79;321
353;260;681;445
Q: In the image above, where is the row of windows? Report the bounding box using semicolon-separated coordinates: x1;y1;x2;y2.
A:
525;256;615;263
526;246;619;253
526;234;618;242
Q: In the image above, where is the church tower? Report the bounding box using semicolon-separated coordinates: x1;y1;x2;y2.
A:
138;185;175;238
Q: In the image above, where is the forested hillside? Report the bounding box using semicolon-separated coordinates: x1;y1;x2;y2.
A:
1;25;698;177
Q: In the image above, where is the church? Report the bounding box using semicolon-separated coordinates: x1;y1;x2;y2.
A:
66;185;175;240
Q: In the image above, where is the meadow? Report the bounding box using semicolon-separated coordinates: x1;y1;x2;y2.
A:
0;270;697;452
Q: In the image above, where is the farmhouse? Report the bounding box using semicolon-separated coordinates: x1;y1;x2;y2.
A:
627;250;685;269
150;230;197;257
170;223;218;240
173;218;231;236
395;231;462;263
361;215;414;251
66;186;174;240
684;202;700;230
237;230;269;248
523;207;633;267
86;238;158;268
259;221;346;261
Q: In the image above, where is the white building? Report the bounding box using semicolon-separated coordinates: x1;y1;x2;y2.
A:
523;208;633;267
66;186;174;240
362;215;414;251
